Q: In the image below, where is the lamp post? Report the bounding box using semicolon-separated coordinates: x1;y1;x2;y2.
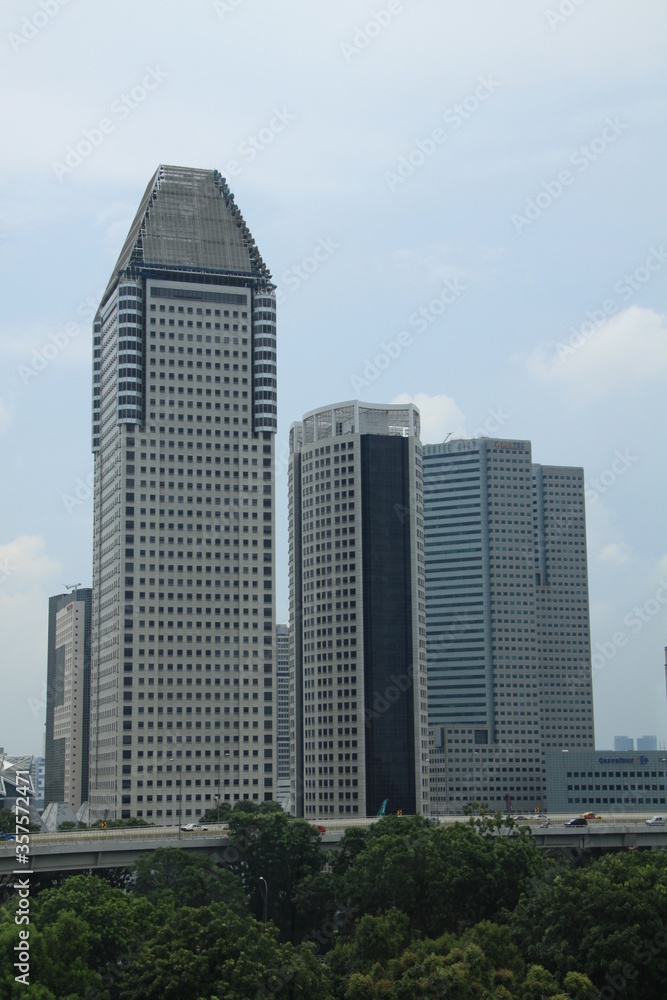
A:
169;757;182;839
258;876;268;924
215;751;222;823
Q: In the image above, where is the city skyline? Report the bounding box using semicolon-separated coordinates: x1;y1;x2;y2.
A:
1;1;666;755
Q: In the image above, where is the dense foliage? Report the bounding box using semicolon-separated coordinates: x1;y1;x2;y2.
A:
1;806;664;998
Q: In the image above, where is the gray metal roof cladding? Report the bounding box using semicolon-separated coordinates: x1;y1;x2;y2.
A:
102;164;272;303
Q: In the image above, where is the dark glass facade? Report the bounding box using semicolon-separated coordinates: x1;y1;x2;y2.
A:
360;436;416;816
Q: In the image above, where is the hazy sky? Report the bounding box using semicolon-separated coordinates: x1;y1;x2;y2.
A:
1;0;665;755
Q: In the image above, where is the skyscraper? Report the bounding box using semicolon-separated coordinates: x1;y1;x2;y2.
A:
423;438;593;814
88;166;277;823
44;588;92;810
289;400;429;819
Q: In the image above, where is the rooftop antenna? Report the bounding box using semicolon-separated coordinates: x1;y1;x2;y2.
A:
64;583;82;597
443;433;452;444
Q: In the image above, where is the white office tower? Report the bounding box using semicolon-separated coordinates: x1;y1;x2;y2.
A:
89;166;277;822
424;438;594;814
289;401;430;819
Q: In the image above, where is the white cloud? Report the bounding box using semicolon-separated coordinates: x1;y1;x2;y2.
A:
0;535;60;591
392;392;466;443
0;398;10;433
599;542;631;566
526;306;667;397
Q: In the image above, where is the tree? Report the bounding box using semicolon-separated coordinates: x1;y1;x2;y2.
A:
0;873;160;998
224;810;325;939
116;900;333;1000
511;851;667;999
130;847;247;911
340;815;541;936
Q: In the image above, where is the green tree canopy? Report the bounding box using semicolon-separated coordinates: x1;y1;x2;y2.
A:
340;815;541;936
511;850;667;999
130;846;248;911
116;900;333;1000
224;809;325;939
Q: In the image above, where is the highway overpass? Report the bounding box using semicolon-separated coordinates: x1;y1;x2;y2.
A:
1;818;666;876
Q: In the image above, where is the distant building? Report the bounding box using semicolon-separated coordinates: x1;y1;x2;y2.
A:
637;735;658;752
423;438;594;814
546;749;667;813
289;400;430;819
44;589;92;810
613;735;635;751
30;757;45;811
0;754;34;813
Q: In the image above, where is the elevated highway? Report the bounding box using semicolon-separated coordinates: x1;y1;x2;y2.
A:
1;817;665;876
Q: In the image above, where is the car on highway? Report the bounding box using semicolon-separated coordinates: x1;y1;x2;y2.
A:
564;816;587;827
645;815;666;826
182;823;209;832
580;812;603;820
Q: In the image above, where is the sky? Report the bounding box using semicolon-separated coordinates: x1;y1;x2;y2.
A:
0;0;666;756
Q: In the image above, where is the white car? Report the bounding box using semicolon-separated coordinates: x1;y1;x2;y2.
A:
645;815;666;826
183;822;209;831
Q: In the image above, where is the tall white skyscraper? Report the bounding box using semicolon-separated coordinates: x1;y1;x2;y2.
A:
424;438;594;814
89;166;277;822
289;401;429;819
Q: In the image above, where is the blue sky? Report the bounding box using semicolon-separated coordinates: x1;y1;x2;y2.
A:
0;0;666;754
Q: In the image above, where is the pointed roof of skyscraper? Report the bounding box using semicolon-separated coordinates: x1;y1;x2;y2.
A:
102;165;272;304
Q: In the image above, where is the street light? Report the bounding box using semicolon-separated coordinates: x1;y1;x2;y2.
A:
169;757;182;840
215;751;221;824
258;876;268;923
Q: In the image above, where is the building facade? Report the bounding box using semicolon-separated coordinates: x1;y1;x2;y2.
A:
424;438;594;814
88;165;277;822
546;749;667;813
289;401;429;819
44;589;92;809
276;624;290;786
53;599;90;811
